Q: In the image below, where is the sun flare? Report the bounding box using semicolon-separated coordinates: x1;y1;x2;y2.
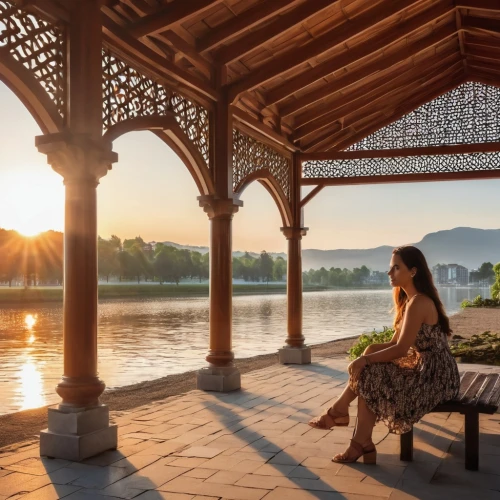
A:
0;168;64;235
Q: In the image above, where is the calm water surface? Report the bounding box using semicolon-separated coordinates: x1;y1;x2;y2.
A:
0;286;490;414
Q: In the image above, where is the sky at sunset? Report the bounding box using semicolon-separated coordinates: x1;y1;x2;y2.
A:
1;81;499;253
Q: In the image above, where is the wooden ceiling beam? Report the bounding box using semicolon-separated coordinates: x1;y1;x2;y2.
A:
465;33;500;50
467;69;500;88
161;31;212;79
333;77;465;151
466;59;500;74
197;0;297;53
128;0;222;38
301;170;500;187
227;0;421;102
462;16;500;36
293;49;459;131
102;16;218;104
214;0;336;65
265;2;455;106
280;24;457;118
456;1;500;12
465;45;500;61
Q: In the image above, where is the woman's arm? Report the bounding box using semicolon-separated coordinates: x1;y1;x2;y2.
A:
364;299;425;364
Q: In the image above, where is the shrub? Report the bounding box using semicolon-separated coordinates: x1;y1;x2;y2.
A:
461;295;500;308
348;327;395;360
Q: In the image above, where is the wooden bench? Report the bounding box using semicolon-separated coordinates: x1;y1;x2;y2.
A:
400;371;500;470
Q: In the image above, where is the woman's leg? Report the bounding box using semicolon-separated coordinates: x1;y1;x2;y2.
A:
330;343;387;414
353;396;377;445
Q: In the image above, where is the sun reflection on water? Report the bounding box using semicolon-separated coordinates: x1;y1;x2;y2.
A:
18;359;45;411
25;314;37;329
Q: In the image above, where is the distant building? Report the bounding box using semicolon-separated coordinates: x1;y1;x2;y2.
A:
432;264;469;285
432;264;449;284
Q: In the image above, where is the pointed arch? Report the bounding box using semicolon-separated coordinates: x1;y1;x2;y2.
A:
102;115;214;197
234;170;292;228
0;50;63;134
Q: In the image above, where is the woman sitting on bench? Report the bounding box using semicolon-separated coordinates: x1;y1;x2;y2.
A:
309;245;460;464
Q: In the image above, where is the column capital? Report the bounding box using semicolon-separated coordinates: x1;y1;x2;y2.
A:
36;133;118;184
281;227;308;240
197;195;243;219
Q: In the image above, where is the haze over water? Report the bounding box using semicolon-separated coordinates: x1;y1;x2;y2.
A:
0;286;489;415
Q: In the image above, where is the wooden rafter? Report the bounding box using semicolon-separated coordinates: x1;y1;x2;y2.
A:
197;0;297;53
463;16;500;36
214;0;336;65
466;46;500;61
279;24;457;118
292;49;459;132
128;0;222;38
102;16;218;103
456;0;500;12
264;2;455;106
301;170;500;187
228;0;420;102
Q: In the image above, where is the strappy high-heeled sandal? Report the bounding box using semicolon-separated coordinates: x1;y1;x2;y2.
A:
308;407;350;429
332;438;377;464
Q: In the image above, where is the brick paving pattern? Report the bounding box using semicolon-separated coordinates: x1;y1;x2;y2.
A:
1;358;499;499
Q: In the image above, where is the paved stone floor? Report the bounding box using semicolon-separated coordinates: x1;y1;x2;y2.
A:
1;358;500;500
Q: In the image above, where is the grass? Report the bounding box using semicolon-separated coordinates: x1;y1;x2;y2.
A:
0;283;330;304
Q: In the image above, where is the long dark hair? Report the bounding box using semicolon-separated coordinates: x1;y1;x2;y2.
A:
392;245;451;335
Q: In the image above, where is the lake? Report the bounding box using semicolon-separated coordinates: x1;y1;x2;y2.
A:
0;286;490;415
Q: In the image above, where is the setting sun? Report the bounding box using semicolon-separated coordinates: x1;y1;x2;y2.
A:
0;167;64;235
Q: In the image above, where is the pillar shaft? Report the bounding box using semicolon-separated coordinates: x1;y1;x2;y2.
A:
37;135;116;407
282;227;307;348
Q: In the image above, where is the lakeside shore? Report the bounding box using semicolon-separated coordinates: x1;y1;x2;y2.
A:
0;283;391;305
1;307;499;451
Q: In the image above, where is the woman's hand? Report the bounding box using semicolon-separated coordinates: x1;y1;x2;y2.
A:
348;356;367;379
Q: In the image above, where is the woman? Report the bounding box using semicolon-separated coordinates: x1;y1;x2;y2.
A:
308;245;460;464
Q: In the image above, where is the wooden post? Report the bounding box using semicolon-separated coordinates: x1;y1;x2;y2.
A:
465;410;479;471
400;428;414;462
197;92;242;391
279;154;310;364
36;0;118;461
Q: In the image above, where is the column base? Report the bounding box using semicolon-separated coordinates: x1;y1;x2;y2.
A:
40;405;117;461
197;366;241;392
278;346;311;365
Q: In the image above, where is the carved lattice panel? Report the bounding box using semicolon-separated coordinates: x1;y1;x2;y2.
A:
0;1;66;117
102;50;209;165
233;129;291;200
348;82;500;151
303;153;500;180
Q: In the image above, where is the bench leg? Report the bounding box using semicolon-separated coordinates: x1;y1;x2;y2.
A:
400;427;413;461
465;411;479;471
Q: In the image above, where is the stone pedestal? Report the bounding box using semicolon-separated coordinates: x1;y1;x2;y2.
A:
197;366;241;392
40;405;117;461
278;346;311;365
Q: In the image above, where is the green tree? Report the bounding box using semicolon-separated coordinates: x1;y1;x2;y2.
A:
260;251;274;284
98;235;121;282
478;262;495;284
491;262;500;300
273;256;286;282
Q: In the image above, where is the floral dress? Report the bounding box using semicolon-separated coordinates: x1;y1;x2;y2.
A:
350;323;460;434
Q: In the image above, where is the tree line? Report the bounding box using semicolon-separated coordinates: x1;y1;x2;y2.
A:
302;265;375;287
0;230;288;286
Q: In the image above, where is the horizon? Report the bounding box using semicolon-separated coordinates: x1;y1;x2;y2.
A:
2;81;500;253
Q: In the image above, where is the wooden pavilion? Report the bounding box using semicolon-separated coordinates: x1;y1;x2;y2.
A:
1;0;500;460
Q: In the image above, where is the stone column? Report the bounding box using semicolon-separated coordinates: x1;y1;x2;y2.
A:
197;195;242;391
36;133;118;461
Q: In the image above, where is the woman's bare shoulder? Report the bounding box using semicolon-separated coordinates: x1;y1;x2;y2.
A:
409;294;438;317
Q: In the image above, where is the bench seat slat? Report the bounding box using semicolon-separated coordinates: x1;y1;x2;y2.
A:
486;376;500;409
477;374;500;410
456;372;477;401
460;373;487;405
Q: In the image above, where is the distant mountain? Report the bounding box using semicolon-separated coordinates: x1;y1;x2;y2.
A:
158;227;500;272
302;227;500;271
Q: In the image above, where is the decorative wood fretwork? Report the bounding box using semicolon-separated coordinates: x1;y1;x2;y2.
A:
102;49;209;166
0;1;65;117
302;153;500;181
348;82;500;151
232;129;291;200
